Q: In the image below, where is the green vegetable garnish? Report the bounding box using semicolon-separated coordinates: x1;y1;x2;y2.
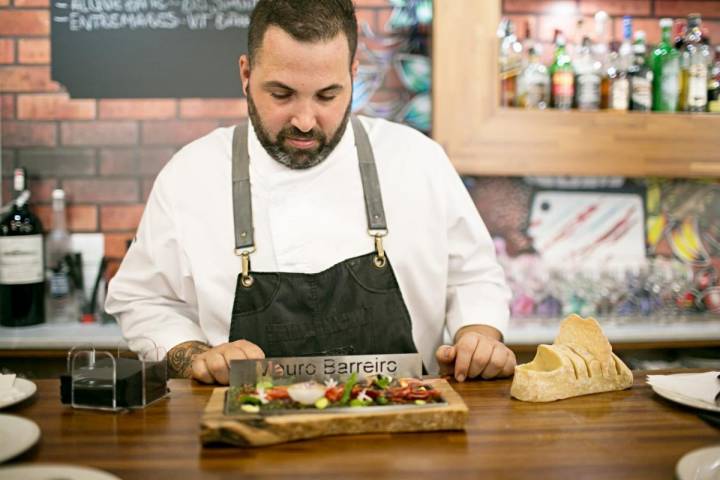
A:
314;397;329;410
241;404;260;413
374;374;392;389
238;395;262;406
255;376;273;390
340;373;358;405
350;398;371;407
414;399;426;405
375;395;388;405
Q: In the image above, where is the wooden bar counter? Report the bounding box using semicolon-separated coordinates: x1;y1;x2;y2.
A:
3;372;718;479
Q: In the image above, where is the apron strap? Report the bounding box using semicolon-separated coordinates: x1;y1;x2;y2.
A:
231;116;389;272
351;116;388;234
231;120;254;254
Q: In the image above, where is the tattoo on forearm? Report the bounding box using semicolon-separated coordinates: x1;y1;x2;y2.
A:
167;341;210;378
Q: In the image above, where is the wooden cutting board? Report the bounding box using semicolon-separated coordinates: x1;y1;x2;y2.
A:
200;378;468;447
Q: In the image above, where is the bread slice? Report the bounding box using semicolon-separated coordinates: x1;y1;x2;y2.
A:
510;314;633;402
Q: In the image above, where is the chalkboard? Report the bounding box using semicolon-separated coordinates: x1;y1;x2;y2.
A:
50;0;258;98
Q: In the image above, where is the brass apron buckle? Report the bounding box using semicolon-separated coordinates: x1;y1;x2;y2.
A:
235;247;256;288
369;229;387;269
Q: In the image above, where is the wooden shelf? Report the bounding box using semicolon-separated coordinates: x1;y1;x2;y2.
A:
432;0;720;178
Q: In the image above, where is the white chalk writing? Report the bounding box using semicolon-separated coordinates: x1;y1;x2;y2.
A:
54;0;257;31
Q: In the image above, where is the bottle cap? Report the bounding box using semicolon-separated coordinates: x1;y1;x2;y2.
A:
594;10;608;23
659;18;673;28
623;16;633;40
52;189;66;200
687;13;702;28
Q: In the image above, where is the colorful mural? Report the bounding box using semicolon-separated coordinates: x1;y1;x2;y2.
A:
465;176;720;321
352;0;432;133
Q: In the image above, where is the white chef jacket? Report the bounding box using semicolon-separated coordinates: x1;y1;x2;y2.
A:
105;115;510;373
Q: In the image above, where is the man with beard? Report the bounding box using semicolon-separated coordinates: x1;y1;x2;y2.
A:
106;0;515;385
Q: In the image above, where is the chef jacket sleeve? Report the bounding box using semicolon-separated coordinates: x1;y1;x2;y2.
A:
105;164;206;360
437;145;512;341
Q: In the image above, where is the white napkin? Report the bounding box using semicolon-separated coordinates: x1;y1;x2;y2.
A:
647;371;720;405
0;373;24;404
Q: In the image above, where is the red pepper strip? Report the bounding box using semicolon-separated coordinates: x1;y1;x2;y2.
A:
407;390;432;400
265;386;290;400
387;387;411;398
364;389;381;399
325;386;344;402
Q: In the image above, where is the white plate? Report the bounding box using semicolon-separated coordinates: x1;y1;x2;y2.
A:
676;445;720;480
0;378;37;410
651;385;720;413
0;414;40;463
0;464;121;480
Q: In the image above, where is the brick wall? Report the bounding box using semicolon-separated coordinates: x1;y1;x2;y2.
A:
0;0;396;279
503;0;720;63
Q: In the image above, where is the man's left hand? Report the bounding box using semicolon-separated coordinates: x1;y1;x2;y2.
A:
435;328;516;382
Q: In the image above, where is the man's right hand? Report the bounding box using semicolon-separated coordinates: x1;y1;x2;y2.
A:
167;340;265;385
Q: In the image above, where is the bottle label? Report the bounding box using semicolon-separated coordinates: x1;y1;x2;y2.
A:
552;71;574;108
49;271;71;298
0;235;44;285
577;74;601;109
660;60;680;109
526;84;549;108
632;77;653;109
611;78;629;110
501;77;517;106
688;64;708;108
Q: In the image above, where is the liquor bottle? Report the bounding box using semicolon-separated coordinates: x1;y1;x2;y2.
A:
629;31;653;111
0;168;45;327
498;18;523;107
619;16;633;57
652;18;680;112
680;14;710;112
601;50;617;109
593;10;610;65
607;16;633;111
575;36;602;110
515;20;533;108
572;18;585;57
550;32;574;110
518;44;550;109
593;10;611;108
608;50;631;111
673;20;687;51
45;188;80;324
709;46;720;113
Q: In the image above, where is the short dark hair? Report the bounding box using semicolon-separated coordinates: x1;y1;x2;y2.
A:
248;0;358;67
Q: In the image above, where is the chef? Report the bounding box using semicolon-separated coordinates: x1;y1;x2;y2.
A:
105;0;515;385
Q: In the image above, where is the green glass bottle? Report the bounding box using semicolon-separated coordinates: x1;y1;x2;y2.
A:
550;32;574;110
652;18;680;111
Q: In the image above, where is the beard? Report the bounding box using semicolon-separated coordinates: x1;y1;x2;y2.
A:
246;87;352;170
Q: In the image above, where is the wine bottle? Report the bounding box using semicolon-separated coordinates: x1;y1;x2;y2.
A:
0;168;46;327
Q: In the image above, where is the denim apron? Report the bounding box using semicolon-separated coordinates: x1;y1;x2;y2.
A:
228;117;419;358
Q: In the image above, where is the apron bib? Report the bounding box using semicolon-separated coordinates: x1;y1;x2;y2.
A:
228;117;418;358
